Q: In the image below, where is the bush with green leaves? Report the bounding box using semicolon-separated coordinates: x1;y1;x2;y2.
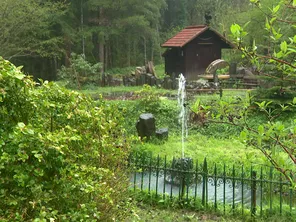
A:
230;0;296;102
113;85;179;134
224;0;296;184
0;57;132;221
57;53;102;89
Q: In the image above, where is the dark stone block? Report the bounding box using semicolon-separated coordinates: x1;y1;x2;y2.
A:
155;128;168;140
136;113;156;139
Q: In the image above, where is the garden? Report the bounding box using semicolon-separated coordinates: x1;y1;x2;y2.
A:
1;0;296;221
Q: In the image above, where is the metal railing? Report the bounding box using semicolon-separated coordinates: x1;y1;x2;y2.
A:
129;153;295;217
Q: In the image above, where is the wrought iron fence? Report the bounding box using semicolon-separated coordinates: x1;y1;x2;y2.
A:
129;153;296;217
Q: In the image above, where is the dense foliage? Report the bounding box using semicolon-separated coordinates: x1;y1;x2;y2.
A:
57;53;102;89
0;0;252;79
0;57;132;221
230;0;296;102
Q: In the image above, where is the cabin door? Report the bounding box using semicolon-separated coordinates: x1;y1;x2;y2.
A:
198;44;215;71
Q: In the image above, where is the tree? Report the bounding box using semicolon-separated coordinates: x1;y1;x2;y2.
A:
230;0;296;101
0;0;65;59
199;0;296;186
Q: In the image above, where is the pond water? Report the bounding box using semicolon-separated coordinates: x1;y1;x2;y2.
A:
131;172;262;207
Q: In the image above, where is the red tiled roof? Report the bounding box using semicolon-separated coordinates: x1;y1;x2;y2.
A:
162;25;208;48
161;25;234;48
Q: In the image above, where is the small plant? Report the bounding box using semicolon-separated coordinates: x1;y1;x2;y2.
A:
57;53;102;89
135;84;161;113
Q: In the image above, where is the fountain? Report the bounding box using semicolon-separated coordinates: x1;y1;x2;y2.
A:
130;73;256;205
178;73;187;158
165;74;193;197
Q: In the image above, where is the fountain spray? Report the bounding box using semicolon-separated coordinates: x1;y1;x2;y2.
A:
178;73;187;158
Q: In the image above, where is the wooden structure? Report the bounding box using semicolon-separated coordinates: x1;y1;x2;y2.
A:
162;25;234;80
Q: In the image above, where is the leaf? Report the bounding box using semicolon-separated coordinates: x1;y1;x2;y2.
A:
270;17;276;25
17;122;26;129
293;97;296;104
14;73;25;80
240;131;248;141
265;18;270;30
272;5;280;14
258;125;264;135
280;41;287;53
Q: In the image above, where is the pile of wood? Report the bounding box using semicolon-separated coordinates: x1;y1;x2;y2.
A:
134;61;155;77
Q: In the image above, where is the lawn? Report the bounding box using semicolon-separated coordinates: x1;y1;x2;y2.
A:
76;86;279;170
134;131;269;174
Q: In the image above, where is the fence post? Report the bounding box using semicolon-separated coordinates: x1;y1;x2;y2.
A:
251;170;257;216
202;158;208;206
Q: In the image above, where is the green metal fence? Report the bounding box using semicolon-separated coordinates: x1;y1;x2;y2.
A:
129;153;296;217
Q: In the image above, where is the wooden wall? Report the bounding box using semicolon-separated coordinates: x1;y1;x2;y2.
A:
164;30;232;81
184;30;221;80
164;48;185;76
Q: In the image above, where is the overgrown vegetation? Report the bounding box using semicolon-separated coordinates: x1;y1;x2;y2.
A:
0;57;133;221
57;53;102;89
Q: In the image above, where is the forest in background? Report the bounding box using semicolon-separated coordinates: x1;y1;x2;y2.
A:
0;0;283;80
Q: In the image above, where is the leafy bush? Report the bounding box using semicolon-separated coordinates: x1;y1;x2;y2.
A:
0;57;132;221
109;85;179;135
135;84;161;113
251;86;296;104
57;53;102;89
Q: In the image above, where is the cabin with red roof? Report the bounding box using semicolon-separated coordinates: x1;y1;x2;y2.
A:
162;25;234;80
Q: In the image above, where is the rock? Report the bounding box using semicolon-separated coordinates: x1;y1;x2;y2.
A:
155;128;168;140
229;62;237;75
165;157;193;185
135;68;141;77
136;113;156;139
237;67;246;75
141;66;146;74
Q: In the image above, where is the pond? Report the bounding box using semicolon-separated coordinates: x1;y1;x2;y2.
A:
130;171;261;207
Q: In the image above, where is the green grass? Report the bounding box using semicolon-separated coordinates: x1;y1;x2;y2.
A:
125;201;292;222
136;132;266;170
125;204;244;222
81;86;143;95
79;85;177;99
154;63;166;79
106;66;135;75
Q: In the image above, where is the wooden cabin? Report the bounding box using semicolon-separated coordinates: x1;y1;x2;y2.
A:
162;25;234;80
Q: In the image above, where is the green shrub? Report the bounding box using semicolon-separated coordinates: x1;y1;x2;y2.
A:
57;53;102;89
108;85;179;135
135;84;161;113
251;86;296;104
0;57;132;221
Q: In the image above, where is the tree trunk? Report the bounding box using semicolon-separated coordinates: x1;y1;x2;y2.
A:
99;41;104;72
81;0;85;57
151;39;154;63
156;24;163;62
127;38;131;67
98;8;105;72
104;43;108;70
143;36;147;65
64;36;71;67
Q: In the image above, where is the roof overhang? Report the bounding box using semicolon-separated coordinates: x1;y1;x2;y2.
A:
161;25;236;49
